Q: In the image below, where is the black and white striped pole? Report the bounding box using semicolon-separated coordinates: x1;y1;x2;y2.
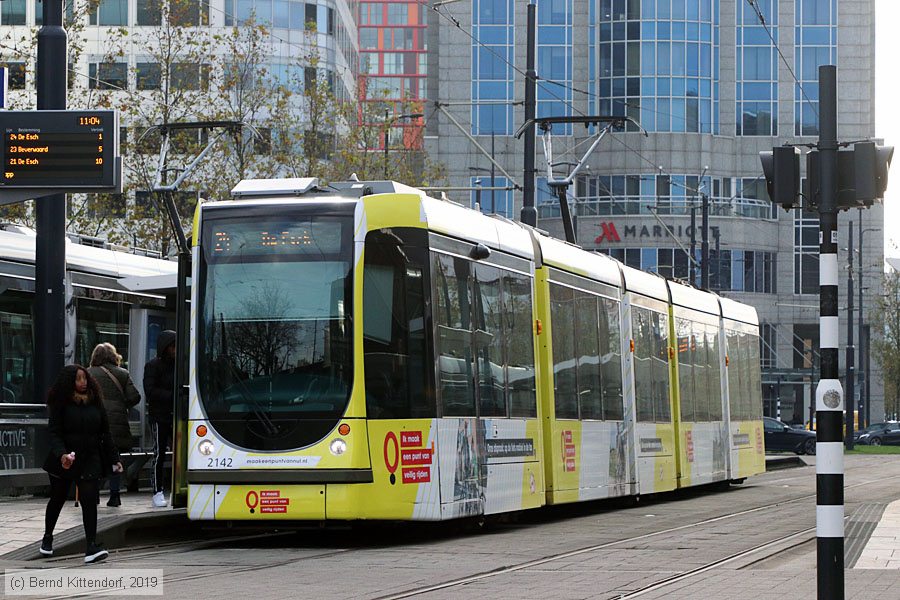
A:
761;64;892;600
815;64;844;600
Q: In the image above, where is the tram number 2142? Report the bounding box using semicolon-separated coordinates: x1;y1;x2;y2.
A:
208;457;234;468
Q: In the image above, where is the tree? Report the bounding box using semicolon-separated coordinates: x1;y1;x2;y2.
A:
872;270;900;420
0;1;447;251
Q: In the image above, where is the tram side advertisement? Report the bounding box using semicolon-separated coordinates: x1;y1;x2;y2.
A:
0;110;119;189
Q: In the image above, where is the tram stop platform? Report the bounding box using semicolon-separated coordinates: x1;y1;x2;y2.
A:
0;491;185;561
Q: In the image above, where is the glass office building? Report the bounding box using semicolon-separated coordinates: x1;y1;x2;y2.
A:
427;0;884;424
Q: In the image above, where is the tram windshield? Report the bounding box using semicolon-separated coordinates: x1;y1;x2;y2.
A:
197;206;354;451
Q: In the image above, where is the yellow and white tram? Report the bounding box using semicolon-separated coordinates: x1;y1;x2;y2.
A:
185;178;764;521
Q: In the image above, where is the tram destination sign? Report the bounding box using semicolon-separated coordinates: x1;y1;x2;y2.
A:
0;110;119;189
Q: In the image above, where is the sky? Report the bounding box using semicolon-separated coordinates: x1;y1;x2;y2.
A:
876;0;897;259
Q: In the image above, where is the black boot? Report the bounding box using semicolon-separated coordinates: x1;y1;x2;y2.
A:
107;492;121;507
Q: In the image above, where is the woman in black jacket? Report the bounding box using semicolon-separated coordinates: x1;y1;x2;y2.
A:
41;365;122;564
88;343;141;507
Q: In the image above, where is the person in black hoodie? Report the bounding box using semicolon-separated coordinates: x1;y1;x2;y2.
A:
144;329;176;508
41;364;122;563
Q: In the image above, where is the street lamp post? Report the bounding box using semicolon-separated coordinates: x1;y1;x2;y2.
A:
383;111;424;179
857;216;881;428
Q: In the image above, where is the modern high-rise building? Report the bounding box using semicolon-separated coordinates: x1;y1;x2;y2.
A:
427;0;885;424
358;0;427;148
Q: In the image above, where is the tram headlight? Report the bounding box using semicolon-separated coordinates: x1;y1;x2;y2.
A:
198;439;215;456
329;438;347;456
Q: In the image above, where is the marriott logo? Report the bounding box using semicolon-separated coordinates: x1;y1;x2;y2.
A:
594;222;621;244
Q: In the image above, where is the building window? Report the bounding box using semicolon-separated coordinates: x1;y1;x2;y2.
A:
89;0;128;25
86;194;127;220
597;246;774;293
89;62;127;90
470;176;513;218
2;63;26;90
471;0;514;135
171;63;210;91
554;173;775;220
1;0;26;25
35;0;76;25
794;208;819;294
736;0;777;135
136;62;161;90
360;2;383;25
795;0;837;136
537;0;573;134
136;0;161;25
760;323;777;368
360;28;378;49
597;0;719;134
168;0;209;26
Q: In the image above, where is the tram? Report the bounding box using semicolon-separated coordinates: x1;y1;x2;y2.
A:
185;178;764;521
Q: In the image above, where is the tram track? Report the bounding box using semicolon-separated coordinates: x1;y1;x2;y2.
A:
373;473;900;599
29;471;900;600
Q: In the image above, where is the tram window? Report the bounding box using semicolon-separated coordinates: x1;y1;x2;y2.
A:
474;264;506;417
740;333;753;422
600;297;623;421
0;300;33;404
708;326;723;421
550;283;578;419
694;324;710;422
633;307;654;422
575;291;602;420
726;329;743;421
75;299;130;368
677;318;695;422
651;311;671;422
748;334;762;419
363;229;433;419
432;253;476;416
505;272;536;418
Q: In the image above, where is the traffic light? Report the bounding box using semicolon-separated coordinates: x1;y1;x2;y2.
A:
853;141;894;206
760;146;801;210
802;142;893;211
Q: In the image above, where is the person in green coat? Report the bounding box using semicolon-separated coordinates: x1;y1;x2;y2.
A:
88;343;141;507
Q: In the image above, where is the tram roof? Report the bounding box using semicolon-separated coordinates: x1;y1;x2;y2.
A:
0;229;176;279
718;296;760;327
621;263;670;302
419;195;534;261
667;280;721;317
535;234;621;286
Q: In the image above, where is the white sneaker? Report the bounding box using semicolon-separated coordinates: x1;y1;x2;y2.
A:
152;491;167;507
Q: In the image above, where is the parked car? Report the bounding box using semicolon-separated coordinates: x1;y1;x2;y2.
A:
854;422;900;446
764;417;817;455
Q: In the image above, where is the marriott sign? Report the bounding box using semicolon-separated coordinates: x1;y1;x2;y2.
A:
592;221;720;245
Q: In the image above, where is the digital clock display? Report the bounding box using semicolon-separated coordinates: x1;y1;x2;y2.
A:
0;110;118;189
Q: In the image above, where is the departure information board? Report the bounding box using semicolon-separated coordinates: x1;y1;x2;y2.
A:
0;110;119;189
